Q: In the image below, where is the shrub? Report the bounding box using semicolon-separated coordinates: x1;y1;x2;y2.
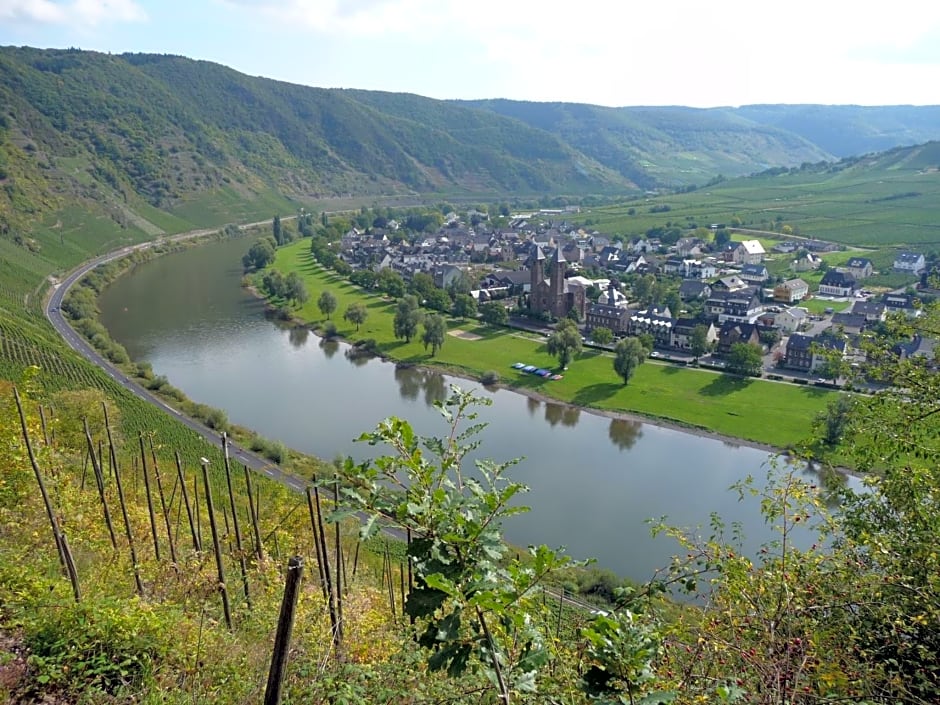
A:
353;338;379;355
480;370;500;386
20;597;176;697
322;320;338;339
105;343;129;364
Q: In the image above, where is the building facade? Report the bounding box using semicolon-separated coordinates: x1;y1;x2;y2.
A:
528;244;587;320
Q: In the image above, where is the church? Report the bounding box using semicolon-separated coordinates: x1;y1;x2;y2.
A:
527;243;587;321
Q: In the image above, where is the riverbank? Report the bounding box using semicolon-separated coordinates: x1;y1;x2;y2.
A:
214;267;783;457
257;239;838;451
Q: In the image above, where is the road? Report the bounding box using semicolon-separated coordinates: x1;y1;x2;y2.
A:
42;223;608;615
43;220;306;492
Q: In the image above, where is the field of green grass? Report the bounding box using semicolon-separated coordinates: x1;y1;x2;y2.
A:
273;241;836;449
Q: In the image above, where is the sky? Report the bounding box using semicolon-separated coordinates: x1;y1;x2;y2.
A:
1;0;940;108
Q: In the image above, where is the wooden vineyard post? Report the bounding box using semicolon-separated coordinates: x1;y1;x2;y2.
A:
332;475;344;646
103;402;144;596
138;434;162;561
313;482;339;654
148;437;178;567
175;451;199;551
221;434;250;609
13;387;80;602
38;403;49;446
263;556;304;705
201;458;233;630
243;464;264;562
305;488;328;601
83;418;117;550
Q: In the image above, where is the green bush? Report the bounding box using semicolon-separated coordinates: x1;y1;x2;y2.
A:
21;597;177;697
353;338;379;355
480;370;500;386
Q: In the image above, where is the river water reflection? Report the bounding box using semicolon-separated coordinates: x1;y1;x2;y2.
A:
98;236;846;583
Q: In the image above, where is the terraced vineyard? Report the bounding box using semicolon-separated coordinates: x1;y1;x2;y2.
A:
584;142;940;249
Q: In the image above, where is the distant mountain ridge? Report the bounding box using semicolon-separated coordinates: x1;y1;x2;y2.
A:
459;100;940;188
2;45;940;239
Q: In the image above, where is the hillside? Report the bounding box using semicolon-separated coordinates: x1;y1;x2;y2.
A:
6;47;940;252
731;104;940;157
583;141;940;248
459;100;833;188
0;46;631;245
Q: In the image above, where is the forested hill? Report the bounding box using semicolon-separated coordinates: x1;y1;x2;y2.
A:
0;46;626;238
460;100;940;189
4;46;940;243
731;104;940;158
457;100;830;189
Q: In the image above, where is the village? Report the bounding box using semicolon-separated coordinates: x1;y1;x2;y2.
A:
333;209;935;384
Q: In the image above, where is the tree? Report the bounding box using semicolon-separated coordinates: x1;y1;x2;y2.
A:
284;272;308;307
261;269;286;298
726;342;763;376
317;290;337;320
343;302;368;331
613;337;646;385
816;393;856;446
272;214;282;245
659;306;940;704
424;287;452;313
690;324;711;359
452;294;477;320
632;275;655;305
591;327;614;346
759;328;781;348
376;268;405;298
825;302;940;700
394;295;422;343
336;389;569;702
813;341;849;382
242;238;275;270
409;272;436;301
447;272;474;298
546;319;582;370
663;291;681;318
480;301;508;327
421;314;447;356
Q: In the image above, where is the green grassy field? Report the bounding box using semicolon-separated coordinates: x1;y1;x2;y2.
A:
273;240;836;449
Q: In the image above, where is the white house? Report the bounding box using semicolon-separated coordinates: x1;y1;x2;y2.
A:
893;251;926;275
818;270;857;297
775;307;809;333
843;257;874;279
774;278;809;303
791;252;822;272
733;240;766;265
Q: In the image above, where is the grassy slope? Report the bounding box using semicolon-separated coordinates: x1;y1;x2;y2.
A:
273;240;834;449
583;143;940;248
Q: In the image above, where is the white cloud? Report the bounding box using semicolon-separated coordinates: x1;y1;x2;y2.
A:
220;0;440;35
0;0;147;26
218;0;940;105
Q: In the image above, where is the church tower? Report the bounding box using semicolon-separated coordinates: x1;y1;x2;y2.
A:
528;243;545;294
550;246;566;299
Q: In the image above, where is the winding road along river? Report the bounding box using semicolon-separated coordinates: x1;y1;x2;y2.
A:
97;236;847;583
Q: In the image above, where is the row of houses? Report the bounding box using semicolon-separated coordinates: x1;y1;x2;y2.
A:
782;292;926;373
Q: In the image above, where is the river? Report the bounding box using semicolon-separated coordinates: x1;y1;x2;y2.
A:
98;236;842;583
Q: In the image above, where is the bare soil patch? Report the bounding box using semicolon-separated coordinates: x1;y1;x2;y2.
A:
448;329;483;341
